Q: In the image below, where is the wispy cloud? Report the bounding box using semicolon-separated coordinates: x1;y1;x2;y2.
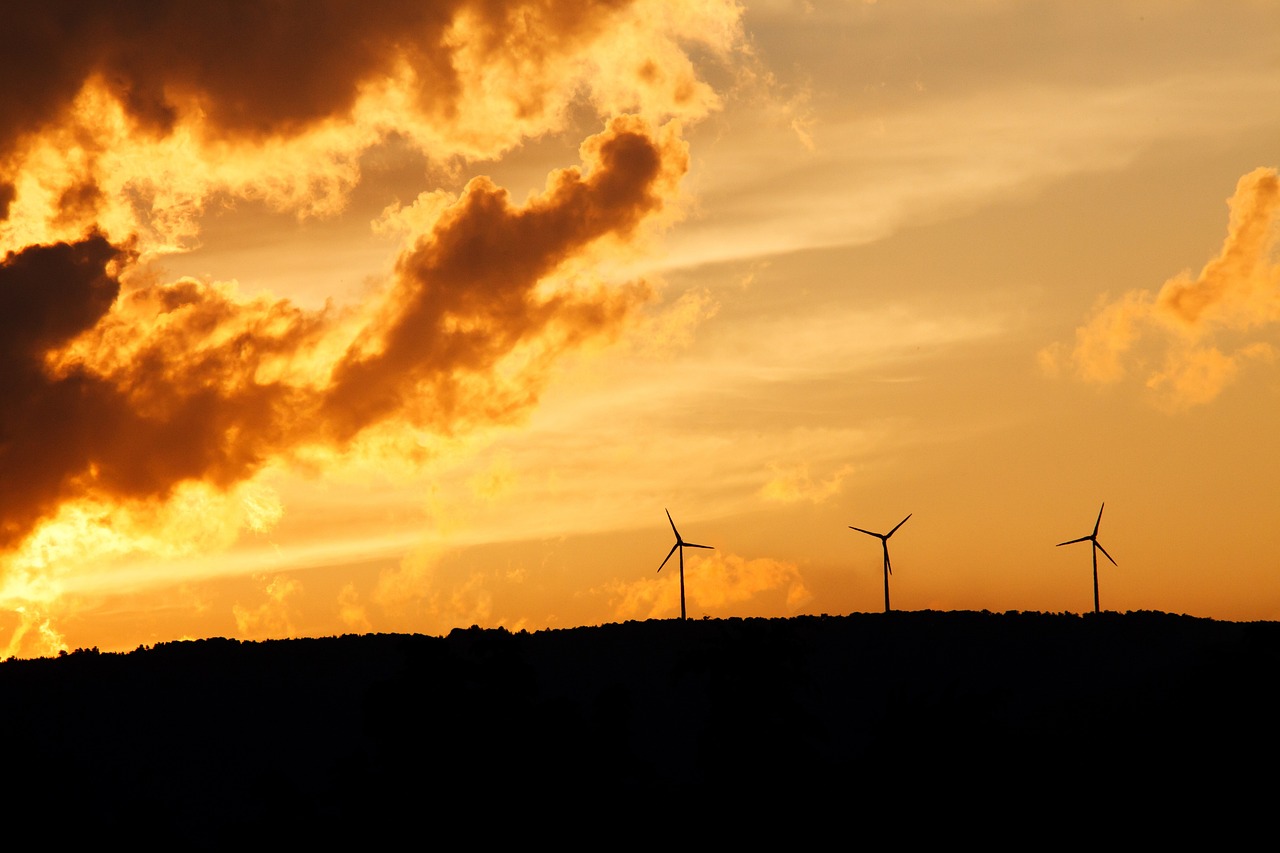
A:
607;551;812;621
760;461;854;504
232;575;302;640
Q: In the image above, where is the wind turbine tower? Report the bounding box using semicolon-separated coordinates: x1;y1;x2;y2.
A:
849;514;912;613
1057;502;1117;614
658;509;714;621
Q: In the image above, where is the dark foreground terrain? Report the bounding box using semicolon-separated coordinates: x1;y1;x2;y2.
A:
3;610;1277;843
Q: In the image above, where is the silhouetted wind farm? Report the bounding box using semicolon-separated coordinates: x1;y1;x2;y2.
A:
849;513;911;613
1057;502;1117;614
643;500;1144;619
658;509;714;620
644;501;1139;618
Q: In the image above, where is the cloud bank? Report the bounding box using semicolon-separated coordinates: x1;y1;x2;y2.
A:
0;1;747;636
2;118;687;552
0;1;739;250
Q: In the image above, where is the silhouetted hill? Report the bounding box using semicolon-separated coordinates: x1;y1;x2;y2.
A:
3;611;1277;844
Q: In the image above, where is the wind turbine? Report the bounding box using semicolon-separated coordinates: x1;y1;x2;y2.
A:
1057;502;1116;614
658;509;714;621
848;513;911;613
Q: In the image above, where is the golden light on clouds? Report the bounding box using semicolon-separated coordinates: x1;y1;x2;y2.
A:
0;114;693;653
4;2;1280;655
607;551;812;622
232;574;302;640
371;546;506;635
0;0;745;259
1045;167;1280;409
0;0;752;656
337;583;374;634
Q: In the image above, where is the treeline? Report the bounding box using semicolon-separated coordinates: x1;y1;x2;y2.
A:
2;611;1277;844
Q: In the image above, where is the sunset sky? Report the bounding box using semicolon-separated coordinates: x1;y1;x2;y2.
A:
3;1;1279;657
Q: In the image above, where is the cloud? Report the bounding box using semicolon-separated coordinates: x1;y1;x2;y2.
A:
1156;168;1280;330
337;583;373;634
1;0;728;148
1043;167;1280;409
617;286;721;356
759;461;854;504
0;1;743;254
319;115;688;443
0;606;66;660
608;551;812;621
0;117;688;574
232;575;301;639
0;2;750;646
468;451;516;501
371;548;500;635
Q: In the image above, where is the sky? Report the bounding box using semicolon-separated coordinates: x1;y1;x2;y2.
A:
2;0;1279;657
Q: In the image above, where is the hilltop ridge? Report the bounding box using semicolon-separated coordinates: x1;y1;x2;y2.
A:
3;610;1275;843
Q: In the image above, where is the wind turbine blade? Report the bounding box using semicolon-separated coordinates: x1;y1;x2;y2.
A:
1057;536;1090;547
685;543;714;550
885;555;893;576
665;509;681;542
658;543;678;572
1093;503;1106;536
849;526;879;538
1096;542;1117;566
888;514;912;536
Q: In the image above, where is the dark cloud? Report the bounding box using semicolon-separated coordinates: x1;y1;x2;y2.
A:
0;233;312;551
0;234;123;362
54;181;106;231
0;235;128;546
323;117;677;440
0;117;681;551
0;0;632;156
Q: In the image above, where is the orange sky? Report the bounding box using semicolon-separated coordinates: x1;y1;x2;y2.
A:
2;1;1279;657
